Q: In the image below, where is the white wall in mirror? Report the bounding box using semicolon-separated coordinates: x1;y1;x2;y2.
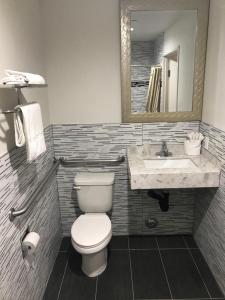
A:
163;11;197;112
130;10;197;114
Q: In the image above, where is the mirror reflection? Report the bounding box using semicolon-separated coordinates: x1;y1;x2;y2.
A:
131;10;197;113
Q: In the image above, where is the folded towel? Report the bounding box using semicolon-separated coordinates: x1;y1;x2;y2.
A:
5;70;46;85
14;109;26;147
0;75;28;85
187;132;204;142
15;103;46;161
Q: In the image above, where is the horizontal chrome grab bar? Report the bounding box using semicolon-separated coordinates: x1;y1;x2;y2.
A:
73;185;81;190
9;159;60;221
59;155;125;166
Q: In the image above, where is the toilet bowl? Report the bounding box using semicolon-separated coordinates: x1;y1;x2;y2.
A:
71;172;115;277
71;213;112;277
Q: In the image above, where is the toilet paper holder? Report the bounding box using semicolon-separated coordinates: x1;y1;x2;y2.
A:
20;226;30;258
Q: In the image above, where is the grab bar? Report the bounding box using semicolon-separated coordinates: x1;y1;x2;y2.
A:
9;159;60;221
58;155;125;166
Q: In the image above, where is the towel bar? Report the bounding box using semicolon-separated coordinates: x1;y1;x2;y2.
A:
0;84;48;114
9;159;60;221
0;102;37;114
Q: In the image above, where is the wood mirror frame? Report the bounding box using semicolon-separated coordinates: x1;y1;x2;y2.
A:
120;0;209;122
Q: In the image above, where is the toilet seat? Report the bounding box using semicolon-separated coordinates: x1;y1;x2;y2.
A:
71;213;112;250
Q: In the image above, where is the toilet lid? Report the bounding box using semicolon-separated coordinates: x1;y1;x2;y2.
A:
71;214;111;248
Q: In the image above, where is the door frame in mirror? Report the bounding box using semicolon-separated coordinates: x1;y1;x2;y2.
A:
120;0;209;122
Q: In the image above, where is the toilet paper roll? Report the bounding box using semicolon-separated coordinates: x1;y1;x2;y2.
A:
22;232;40;256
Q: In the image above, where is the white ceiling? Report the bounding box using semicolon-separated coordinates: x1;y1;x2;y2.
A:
131;10;195;41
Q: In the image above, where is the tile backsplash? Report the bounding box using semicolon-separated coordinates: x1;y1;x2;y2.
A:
53;122;199;236
2;120;225;299
0;126;62;300
194;122;225;295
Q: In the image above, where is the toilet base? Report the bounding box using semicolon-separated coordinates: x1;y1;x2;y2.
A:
82;247;107;277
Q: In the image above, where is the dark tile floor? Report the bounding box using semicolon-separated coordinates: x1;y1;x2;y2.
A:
43;235;224;300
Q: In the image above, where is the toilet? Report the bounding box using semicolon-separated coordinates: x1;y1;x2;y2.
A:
71;172;115;277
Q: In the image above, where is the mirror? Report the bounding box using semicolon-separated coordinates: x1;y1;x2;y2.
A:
131;10;197;113
121;0;209;122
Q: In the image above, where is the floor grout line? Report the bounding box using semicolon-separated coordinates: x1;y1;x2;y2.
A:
128;237;135;300
56;253;69;300
156;237;174;300
110;247;199;251
94;276;98;300
182;237;212;300
135;298;222;300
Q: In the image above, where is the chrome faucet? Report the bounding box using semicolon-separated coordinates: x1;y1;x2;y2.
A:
156;141;172;157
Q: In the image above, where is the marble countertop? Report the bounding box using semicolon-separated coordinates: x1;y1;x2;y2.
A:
127;144;221;190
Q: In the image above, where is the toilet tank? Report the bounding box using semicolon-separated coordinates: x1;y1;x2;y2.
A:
74;172;115;213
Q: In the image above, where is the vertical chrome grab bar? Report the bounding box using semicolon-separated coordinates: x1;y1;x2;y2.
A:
9;159;60;221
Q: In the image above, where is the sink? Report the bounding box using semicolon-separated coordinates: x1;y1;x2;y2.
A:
144;158;197;170
127;144;220;190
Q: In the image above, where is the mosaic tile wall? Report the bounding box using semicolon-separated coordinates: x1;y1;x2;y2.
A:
53;121;199;236
0;126;62;300
194;122;225;295
154;33;164;65
131;35;164;113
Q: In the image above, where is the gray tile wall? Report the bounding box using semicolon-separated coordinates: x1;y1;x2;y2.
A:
131;41;154;113
154;33;164;65
131;35;164;113
194;122;225;295
53;122;199;236
0;126;62;300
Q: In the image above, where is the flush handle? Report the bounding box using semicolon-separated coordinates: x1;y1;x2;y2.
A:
73;185;81;190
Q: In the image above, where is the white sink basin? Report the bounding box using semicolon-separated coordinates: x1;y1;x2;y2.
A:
144;158;197;169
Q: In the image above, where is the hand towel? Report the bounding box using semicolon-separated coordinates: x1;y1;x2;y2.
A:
14;108;26;147
187;132;204;147
5;70;46;85
18;103;46;161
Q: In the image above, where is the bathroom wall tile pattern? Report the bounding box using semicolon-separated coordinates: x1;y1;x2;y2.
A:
131;41;155;66
53;124;143;235
53;122;199;236
154;33;164;65
142;189;195;234
194;122;225;295
143;121;200;144
131;37;164;113
0;126;62;300
131;85;148;113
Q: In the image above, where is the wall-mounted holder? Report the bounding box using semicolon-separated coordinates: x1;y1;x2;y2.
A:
0;83;48;114
20;226;30;258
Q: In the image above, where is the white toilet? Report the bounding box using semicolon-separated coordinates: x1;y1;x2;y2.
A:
71;172;115;277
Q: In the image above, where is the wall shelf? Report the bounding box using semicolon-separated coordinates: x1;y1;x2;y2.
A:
0;83;48;89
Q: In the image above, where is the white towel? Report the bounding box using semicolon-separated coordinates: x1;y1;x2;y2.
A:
15;103;46;161
0;75;28;85
5;70;46;85
14;109;26;147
